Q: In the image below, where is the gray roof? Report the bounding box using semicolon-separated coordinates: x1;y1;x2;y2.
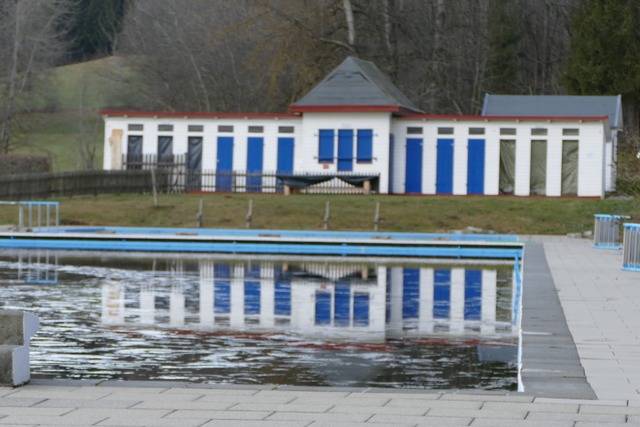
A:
291;56;422;113
482;94;623;130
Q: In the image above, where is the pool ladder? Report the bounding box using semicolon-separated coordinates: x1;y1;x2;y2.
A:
0;201;60;232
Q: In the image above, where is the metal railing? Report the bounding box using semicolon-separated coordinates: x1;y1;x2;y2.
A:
0;201;59;231
594;214;630;249
623;223;640;271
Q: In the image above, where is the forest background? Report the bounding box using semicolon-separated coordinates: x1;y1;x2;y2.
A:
1;0;640;184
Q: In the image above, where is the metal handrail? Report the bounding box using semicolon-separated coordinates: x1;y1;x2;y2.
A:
0;201;59;231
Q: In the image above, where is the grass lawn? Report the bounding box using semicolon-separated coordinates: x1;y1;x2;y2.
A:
0;193;637;235
10;57;143;171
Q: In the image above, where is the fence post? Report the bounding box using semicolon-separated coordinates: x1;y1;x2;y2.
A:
18;204;23;230
197;199;204;228
151;169;158;207
246;199;253;229
374;202;380;232
323;201;330;231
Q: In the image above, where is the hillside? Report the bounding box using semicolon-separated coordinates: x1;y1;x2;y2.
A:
12;56;141;172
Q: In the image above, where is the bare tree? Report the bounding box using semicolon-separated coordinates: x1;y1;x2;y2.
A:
115;0;581;116
0;0;71;153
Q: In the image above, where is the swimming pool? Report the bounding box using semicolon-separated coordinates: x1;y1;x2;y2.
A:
0;250;521;390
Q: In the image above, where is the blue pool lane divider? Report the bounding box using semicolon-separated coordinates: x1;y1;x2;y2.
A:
0;227;523;260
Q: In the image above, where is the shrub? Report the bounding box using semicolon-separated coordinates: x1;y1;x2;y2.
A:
0;155;51;176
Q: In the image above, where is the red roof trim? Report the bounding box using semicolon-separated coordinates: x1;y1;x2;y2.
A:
398;114;609;122
100;110;300;119
289;105;401;113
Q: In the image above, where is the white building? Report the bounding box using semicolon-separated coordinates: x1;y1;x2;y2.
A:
102;56;620;198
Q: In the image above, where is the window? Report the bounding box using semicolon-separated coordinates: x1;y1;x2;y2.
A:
438;127;454;135
318;129;334;162
563;128;579;136
469;127;485;135
188;125;204;132
278;126;294;134
357;129;373;162
531;128;548;136
158;124;173;132
500;128;516;135
248;126;264;133
407;127;423;134
218;125;233;133
128;124;143;131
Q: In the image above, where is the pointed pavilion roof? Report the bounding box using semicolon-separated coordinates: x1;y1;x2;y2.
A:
290;56;423;114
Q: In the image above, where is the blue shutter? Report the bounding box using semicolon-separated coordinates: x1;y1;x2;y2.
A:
337;129;354;171
318;129;334;162
357;129;373;162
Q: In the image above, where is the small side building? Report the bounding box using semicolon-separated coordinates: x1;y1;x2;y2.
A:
482;94;622;193
102;57;619;198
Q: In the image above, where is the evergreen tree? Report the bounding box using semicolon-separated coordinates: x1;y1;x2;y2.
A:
65;0;129;62
484;0;521;94
562;0;640;129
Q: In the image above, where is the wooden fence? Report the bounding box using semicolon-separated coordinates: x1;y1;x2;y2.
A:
0;163;380;200
0;170;155;200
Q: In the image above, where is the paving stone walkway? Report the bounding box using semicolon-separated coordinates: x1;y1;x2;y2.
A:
1;236;639;426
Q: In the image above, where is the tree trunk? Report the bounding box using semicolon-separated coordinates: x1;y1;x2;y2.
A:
382;0;398;78
0;0;23;154
343;0;356;52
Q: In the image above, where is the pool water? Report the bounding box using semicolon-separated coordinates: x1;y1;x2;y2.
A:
0;250;520;390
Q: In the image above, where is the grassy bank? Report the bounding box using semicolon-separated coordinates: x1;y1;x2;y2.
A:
0;193;637;235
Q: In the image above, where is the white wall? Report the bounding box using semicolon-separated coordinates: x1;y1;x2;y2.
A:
297;112;393;193
391;118;607;198
103;114;607;198
102;115;303;191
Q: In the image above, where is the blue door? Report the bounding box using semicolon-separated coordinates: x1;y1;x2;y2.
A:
436;138;454;194
467;139;485;195
216;137;234;192
337;129;354;171
246;137;264;192
276;137;294;193
405;138;423;193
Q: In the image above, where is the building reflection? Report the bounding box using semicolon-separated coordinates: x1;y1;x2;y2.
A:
101;258;519;342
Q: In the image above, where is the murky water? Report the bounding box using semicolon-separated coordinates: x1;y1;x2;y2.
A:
0;250;520;390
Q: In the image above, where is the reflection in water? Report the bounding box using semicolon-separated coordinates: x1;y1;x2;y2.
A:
0;250;520;390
